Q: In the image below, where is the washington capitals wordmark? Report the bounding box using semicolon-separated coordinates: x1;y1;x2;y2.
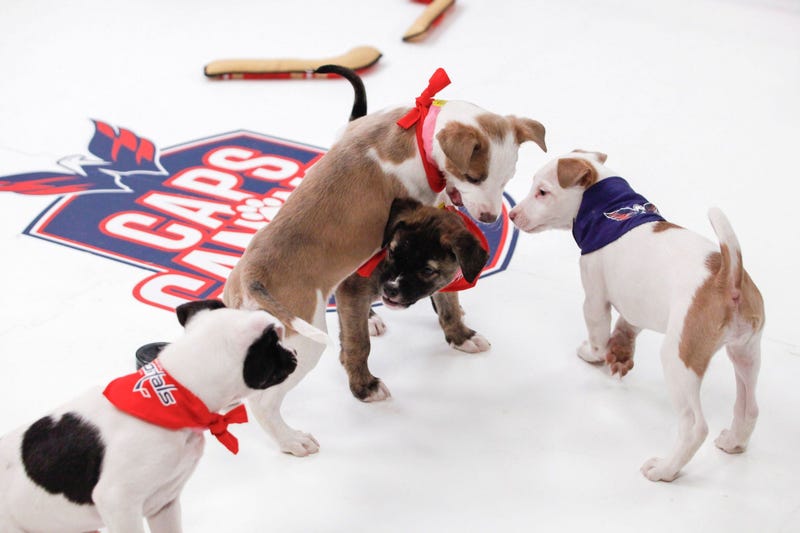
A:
0;121;518;312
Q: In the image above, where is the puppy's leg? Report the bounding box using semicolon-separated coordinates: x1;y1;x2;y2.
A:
606;317;640;376
431;292;490;353
94;487;147;533
715;332;761;453
577;294;611;363
248;330;325;456
336;284;391;402
147;499;182;533
641;333;709;482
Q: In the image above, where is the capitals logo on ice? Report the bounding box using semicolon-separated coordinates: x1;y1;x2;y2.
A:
0;121;518;311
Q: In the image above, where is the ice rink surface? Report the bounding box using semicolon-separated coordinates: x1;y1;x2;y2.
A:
1;0;798;531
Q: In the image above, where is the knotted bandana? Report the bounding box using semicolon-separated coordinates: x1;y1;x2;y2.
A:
572;177;665;255
103;360;248;454
396;68;451;193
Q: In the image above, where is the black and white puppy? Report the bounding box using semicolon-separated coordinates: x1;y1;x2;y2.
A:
335;198;489;401
0;300;297;533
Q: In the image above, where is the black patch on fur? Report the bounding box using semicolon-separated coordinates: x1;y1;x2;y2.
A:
21;413;104;505
243;324;298;390
135;341;169;369
314;64;368;121
175;299;226;326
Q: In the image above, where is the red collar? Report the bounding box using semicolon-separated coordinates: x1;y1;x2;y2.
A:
396;68;451;193
103;360;248;455
356;206;489;292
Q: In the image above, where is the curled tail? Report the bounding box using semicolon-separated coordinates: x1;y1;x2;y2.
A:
314;64;367;121
249;281;331;346
708;207;744;301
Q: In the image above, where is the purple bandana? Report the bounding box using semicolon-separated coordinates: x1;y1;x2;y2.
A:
572;177;664;255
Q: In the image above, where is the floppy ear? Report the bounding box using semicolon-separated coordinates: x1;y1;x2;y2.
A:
383;197;422;246
242;324;298;390
449;230;489;283
557;158;598;189
175;299;226;327
508;116;547;152
572;149;607;164
437;123;483;174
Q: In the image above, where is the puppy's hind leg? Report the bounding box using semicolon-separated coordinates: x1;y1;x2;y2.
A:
716;332;761;454
432;292;490;353
147;498;182;533
641;333;709;482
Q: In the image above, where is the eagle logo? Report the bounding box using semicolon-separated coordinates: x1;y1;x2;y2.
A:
604;202;660;221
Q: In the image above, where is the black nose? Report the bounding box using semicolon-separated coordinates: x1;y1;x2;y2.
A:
384;285;399;298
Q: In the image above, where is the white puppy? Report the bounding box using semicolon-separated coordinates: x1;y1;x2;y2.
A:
0;300;297;532
509;151;765;481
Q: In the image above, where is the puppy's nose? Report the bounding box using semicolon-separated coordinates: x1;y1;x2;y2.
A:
384;283;400;298
508;209;518;221
478;212;498;223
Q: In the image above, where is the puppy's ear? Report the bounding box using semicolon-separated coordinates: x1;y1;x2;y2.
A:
572;149;607;164
383;197;422;246
437;123;485;174
175;299;226;327
448;231;489;283
243;324;298;390
508;116;547;152
557;158;599;189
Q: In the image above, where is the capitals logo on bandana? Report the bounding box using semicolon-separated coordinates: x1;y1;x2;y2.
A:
604;202;660;221
0;121;519;312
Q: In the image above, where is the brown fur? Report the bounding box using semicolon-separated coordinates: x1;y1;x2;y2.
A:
606;317;639;376
572;149;608;163
438;122;491;182
652;221;684;233
224;111;411;322
679;246;764;376
557;157;598;189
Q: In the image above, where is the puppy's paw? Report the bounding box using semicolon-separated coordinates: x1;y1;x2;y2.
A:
368;312;388;336
715;429;747;454
279;430;320;457
352;378;392;402
640;457;679;482
606;329;636;376
577;340;605;363
452;333;491;353
606;352;634;377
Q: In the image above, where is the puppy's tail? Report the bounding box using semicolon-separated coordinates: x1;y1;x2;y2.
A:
708;207;744;301
248;281;332;346
314;64;367;121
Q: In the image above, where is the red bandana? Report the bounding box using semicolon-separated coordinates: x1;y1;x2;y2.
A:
355;206;489;292
103;360;248;454
396;68;451;193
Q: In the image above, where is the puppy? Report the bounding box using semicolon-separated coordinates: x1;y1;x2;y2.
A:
0;300;297;532
223;66;546;455
336;198;489;401
509;150;765;481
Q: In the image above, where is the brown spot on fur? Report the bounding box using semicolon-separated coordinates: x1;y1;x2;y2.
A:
652;221;684;233
432;291;476;346
572;149;607;163
509;116;547;151
352;108;416;164
438;122;490;182
557;157;598;189
679;248;764;376
476;113;510;142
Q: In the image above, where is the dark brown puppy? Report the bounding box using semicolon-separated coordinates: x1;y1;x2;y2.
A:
336;199;489;401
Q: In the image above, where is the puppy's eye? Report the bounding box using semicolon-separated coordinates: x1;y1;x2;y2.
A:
537;188;549;198
421;266;438;277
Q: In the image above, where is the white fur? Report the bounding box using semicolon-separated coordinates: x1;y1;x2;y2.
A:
510;152;762;481
0;308;287;532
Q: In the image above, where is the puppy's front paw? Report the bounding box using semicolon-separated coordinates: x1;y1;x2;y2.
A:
279;430;320;457
715;429;747;454
368;312;388;336
452;333;491;353
352;378;392;402
640;457;679;482
577;340;605;363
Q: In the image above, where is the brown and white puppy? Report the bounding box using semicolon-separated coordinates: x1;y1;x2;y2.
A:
509;150;765;481
223;71;547;456
336;198;489;401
